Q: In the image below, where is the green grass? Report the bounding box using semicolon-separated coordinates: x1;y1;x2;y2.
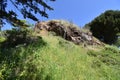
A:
0;32;6;43
0;34;120;80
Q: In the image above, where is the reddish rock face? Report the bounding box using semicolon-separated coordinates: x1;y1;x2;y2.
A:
34;20;104;46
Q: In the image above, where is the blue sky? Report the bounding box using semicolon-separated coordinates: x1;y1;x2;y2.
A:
2;0;120;30
46;0;120;27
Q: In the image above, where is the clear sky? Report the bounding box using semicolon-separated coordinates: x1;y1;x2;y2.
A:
2;0;120;30
45;0;120;27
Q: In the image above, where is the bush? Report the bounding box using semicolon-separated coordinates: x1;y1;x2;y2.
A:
0;31;6;43
0;32;47;80
0;28;40;49
113;38;120;47
87;46;120;66
0;37;6;43
104;45;119;53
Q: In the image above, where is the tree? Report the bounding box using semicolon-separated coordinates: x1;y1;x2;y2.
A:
0;0;55;29
87;10;120;44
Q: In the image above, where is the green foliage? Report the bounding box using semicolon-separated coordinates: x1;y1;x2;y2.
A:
104;45;120;53
0;28;43;49
0;38;47;80
87;45;120;80
0;0;55;27
0;31;6;43
0;30;120;80
0;28;47;80
88;10;120;44
88;45;120;65
0;37;5;43
114;38;120;47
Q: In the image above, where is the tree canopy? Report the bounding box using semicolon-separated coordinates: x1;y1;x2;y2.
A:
87;10;120;44
0;0;55;29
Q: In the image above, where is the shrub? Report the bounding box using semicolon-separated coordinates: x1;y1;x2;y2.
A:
0;33;47;80
0;28;38;49
104;45;119;53
87;46;120;66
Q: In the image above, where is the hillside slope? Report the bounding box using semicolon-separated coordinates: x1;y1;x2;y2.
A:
34;20;103;45
0;33;120;80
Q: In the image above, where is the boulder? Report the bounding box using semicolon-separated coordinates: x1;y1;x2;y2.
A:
34;20;103;46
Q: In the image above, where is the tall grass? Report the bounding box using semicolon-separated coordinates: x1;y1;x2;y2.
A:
0;33;120;80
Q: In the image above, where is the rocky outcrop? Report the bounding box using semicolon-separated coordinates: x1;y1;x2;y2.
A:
34;20;103;45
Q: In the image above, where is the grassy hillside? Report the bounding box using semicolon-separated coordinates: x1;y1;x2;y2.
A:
0;31;120;80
